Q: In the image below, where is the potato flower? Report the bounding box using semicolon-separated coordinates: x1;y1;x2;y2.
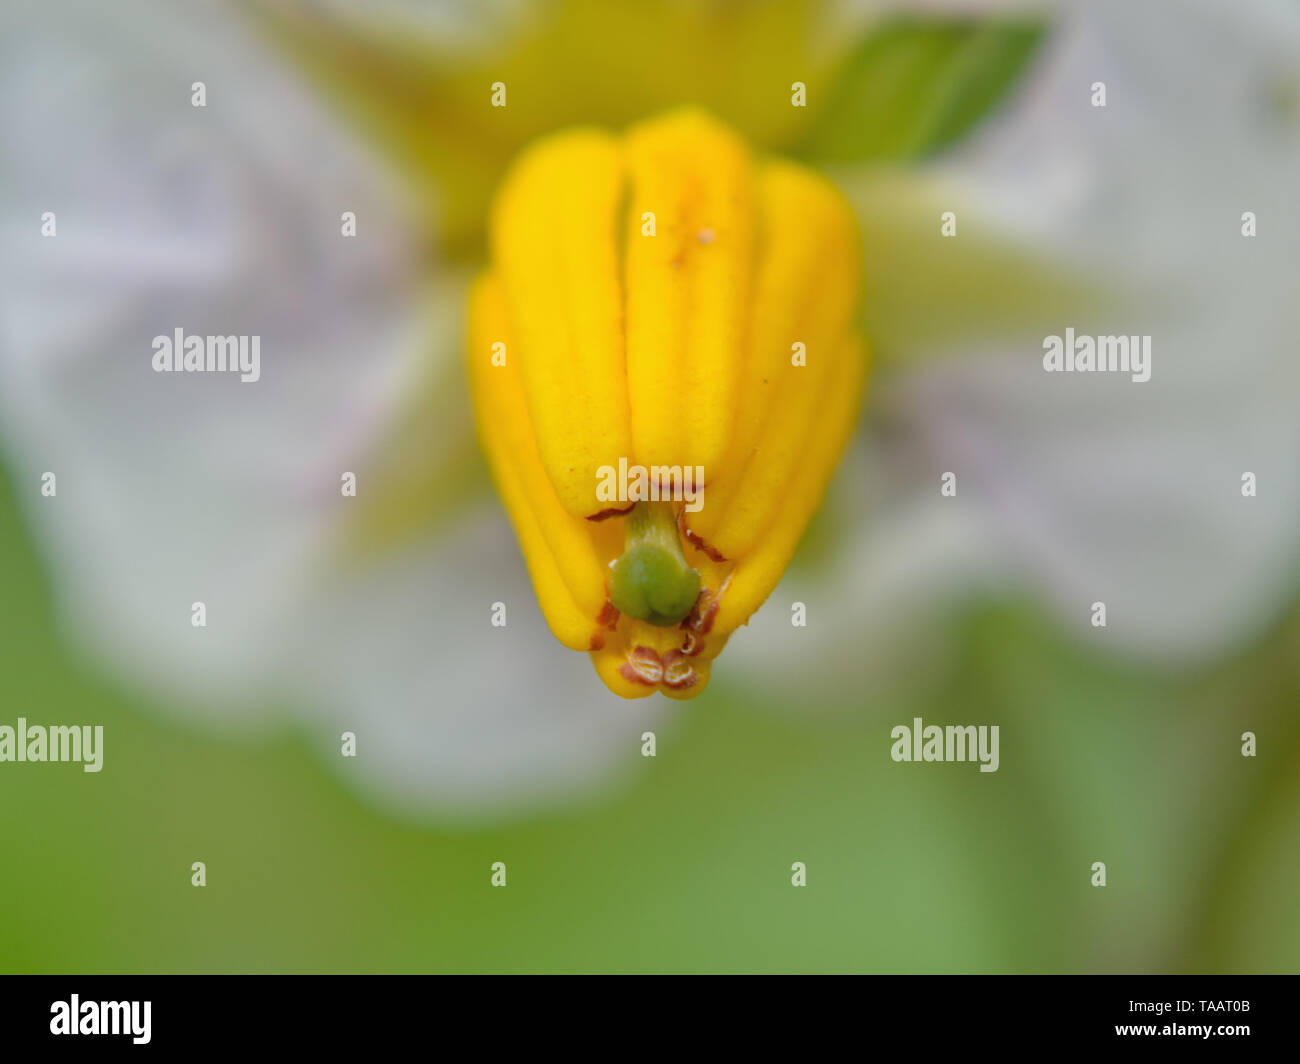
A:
1;0;1296;817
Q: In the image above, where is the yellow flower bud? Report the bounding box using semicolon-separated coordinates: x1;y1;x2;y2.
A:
468;109;868;699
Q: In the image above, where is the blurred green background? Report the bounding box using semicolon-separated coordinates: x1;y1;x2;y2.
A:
3;459;1295;974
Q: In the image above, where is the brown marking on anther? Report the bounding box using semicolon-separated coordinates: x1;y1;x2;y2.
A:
682;525;727;563
684;586;720;636
662;650;699;690
589;599;622;650
587;503;635;522
619;645;664;686
679;629;699;656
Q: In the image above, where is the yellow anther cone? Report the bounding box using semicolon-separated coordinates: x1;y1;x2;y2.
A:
469;109;868;699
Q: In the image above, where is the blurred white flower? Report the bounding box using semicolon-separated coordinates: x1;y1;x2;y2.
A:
735;0;1300;697
927;0;1300;662
1;0;1296;819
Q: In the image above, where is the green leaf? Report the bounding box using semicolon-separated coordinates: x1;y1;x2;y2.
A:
801;17;1048;163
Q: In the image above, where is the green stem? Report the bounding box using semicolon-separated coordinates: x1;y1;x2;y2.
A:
609;502;701;627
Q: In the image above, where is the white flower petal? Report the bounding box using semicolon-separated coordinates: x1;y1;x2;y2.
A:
735;0;1300;693
911;0;1300;660
0;0;422;710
